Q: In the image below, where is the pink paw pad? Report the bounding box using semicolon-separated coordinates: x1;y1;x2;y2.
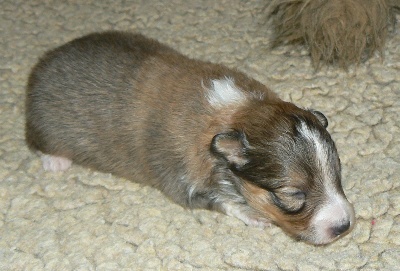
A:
41;154;72;172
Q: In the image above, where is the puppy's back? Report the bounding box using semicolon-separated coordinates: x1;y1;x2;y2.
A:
26;32;178;176
25;32;232;186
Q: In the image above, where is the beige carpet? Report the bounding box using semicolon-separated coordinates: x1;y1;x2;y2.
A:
1;0;399;270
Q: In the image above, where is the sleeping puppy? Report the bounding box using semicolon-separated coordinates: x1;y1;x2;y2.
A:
25;31;355;245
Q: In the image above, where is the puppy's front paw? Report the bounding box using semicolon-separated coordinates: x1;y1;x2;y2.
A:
244;217;271;228
222;202;270;228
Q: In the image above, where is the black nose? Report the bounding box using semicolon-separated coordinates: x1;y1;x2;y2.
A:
332;221;351;237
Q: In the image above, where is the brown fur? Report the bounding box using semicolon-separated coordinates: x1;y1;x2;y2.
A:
25;31;354;244
25;31;279;208
268;0;399;69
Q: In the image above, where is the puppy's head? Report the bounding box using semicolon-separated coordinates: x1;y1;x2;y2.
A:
208;79;355;245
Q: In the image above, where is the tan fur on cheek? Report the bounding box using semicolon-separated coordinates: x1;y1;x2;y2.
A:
241;181;310;237
241;181;285;223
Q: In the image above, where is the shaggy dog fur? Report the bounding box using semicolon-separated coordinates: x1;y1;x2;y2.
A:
268;0;400;69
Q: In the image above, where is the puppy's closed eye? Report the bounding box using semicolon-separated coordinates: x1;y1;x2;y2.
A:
270;187;306;214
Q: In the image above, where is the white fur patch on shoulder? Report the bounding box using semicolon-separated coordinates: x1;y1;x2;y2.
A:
205;77;247;107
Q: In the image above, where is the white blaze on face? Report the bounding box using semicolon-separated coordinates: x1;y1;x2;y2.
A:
298;121;355;244
298;121;331;176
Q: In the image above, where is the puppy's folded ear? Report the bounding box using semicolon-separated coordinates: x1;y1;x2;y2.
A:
310;109;328;128
211;130;249;167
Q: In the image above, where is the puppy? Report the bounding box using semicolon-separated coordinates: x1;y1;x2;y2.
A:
25;31;355;245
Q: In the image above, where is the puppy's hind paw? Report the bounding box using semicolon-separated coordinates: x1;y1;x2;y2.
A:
41;154;72;172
